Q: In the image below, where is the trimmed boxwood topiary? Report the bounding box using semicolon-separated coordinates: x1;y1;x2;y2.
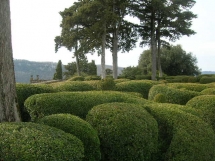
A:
186;95;215;131
38;114;101;161
97;78;116;90
144;103;215;161
167;83;208;92
148;84;200;105
115;80;160;98
24;91;149;121
200;76;215;84
68;76;85;81
0;122;84;161
84;75;101;81
16;83;55;122
201;88;215;95
50;81;95;92
86;102;158;161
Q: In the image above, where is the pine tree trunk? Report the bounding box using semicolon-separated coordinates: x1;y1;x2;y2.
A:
75;45;81;76
0;0;20;122
112;30;118;79
101;23;106;79
157;36;163;77
151;9;157;81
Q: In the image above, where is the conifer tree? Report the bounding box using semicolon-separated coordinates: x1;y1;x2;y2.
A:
53;60;63;80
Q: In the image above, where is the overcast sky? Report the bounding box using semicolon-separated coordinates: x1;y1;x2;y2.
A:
10;0;215;71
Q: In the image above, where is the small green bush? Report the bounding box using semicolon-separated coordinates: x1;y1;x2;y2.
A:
144;103;215;161
114;78;130;84
115;80;159;98
186;95;215;131
153;93;166;103
135;75;151;80
165;76;197;83
86;102;158;161
0;122;84;161
84;75;101;81
148;84;200;105
97;78;116;90
16;83;55;122
24;91;148;121
38;114;101;161
201;88;215;95
200;76;215;84
167;83;208;92
68;76;85;81
51;81;94;92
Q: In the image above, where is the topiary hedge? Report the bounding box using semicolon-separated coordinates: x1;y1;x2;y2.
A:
24;91;148;121
0;122;84;161
68;76;85;81
50;81;95;92
86;102;158;161
148;84;200;105
38;114;101;161
186;95;215;131
97;78;116;90
144;103;215;161
115;80;160;98
84;75;101;81
199;76;215;84
167;83;208;92
200;87;215;95
16;83;55;122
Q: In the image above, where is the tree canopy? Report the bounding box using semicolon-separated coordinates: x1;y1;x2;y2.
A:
138;45;201;76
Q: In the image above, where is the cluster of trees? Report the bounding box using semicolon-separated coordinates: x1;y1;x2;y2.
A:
55;0;197;80
121;44;201;79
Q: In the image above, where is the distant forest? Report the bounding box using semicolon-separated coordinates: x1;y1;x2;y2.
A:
14;59;124;83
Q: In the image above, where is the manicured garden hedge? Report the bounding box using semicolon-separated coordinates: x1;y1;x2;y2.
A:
86;102;158;161
148;84;200;105
0;122;84;161
186;95;215;131
38;114;101;161
144;103;215;161
115;80;160;98
50;81;95;92
201;87;215;95
16;83;55;121
199;76;215;84
167;83;208;92
24;91;148;121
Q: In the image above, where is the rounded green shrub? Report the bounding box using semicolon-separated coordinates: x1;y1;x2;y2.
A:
186;95;215;131
167;83;208;92
200;76;215;84
16;83;55;122
51;81;94;92
201;88;215;95
114;78;130;84
148;84;200;105
97;78;116;90
0;122;84;161
86;102;158;161
84;75;101;81
153;93;166;103
144;103;215;161
38;114;101;161
115;80;159;98
24;91;149;121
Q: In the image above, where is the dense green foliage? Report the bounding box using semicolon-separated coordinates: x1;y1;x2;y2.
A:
50;81;94;92
115;80;159;98
24;91;148;121
0;122;84;161
120;66;142;80
16;83;55;121
148;84;200;105
38;114;101;161
199;76;215;84
97;78;116;90
138;45;201;77
86;102;158;161
201;88;215;95
53;60;63;80
144;103;215;161
167;83;208;92
186;95;215;131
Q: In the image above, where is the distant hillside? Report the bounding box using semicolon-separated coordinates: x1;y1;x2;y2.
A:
201;71;215;74
14;59;58;83
14;59;125;83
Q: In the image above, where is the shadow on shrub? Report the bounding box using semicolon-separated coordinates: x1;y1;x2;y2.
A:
38;114;101;161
